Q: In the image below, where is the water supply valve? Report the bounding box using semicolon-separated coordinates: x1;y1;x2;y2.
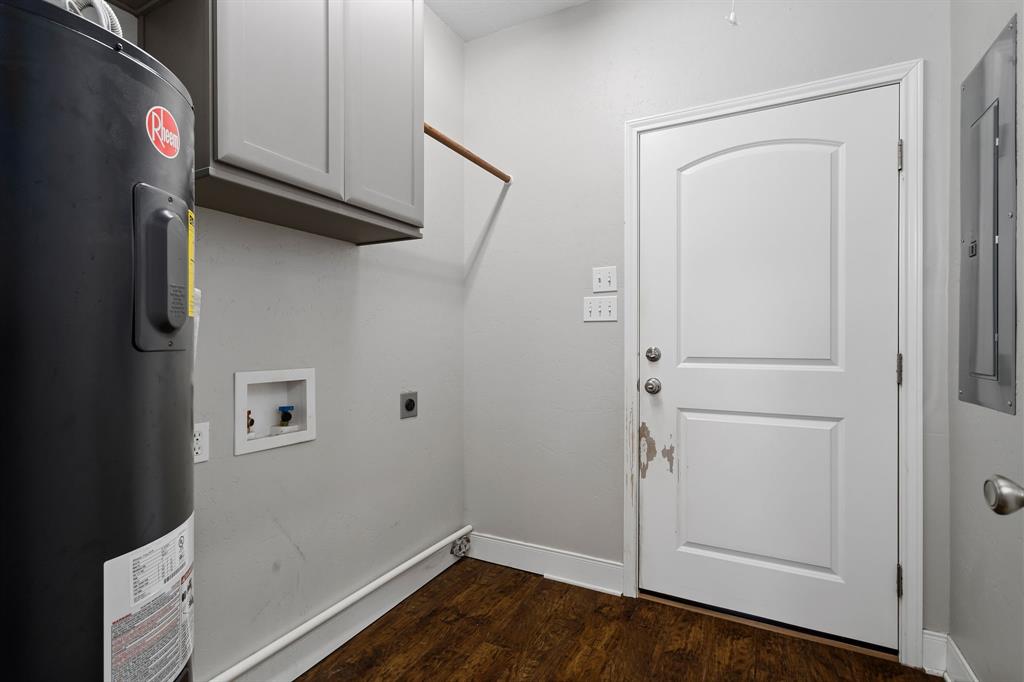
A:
277;405;294;427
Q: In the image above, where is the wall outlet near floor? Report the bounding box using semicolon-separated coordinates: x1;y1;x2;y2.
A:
592;266;617;293
193;422;210;464
583;296;618;322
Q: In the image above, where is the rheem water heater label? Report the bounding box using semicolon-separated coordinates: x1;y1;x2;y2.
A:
103;513;195;682
145;106;181;159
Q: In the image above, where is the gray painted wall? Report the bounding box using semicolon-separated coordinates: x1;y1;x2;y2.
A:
190;9;465;678
947;2;1023;679
462;0;954;631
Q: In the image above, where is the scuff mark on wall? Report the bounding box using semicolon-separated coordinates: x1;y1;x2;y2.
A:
639;421;657;478
250;597;274;624
272;517;308;562
661;441;675;473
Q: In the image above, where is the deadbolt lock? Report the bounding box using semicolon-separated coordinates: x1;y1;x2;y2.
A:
645;347;662;362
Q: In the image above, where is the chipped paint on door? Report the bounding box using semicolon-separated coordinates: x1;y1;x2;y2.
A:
660;442;675;473
639;422;657;478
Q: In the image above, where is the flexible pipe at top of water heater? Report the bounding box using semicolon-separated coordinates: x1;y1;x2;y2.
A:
64;0;123;37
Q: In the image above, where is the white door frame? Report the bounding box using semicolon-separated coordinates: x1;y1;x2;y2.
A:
622;60;925;667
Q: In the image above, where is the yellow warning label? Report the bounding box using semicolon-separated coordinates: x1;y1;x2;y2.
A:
187;210;195;317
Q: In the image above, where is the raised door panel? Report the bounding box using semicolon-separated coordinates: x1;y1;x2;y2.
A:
215;0;344;199
677;410;839;572
343;0;423;225
678;143;839;364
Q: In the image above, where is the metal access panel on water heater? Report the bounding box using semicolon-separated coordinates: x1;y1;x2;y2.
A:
959;16;1018;415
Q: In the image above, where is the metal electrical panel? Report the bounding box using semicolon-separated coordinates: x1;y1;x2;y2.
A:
959;16;1018;414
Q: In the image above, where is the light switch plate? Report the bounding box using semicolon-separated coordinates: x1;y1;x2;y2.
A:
583;296;618;322
592;266;617;293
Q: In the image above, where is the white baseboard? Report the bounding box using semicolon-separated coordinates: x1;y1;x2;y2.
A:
919;630;980;682
922;630;948;676
229;546;458;682
944;635;980;682
467;531;624;596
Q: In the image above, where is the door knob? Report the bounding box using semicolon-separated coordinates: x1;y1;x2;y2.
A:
644;378;662;394
983;475;1024;515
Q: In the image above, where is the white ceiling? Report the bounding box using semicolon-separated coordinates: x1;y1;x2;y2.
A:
427;0;590;41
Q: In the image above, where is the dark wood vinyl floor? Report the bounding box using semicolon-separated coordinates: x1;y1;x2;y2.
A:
300;558;938;681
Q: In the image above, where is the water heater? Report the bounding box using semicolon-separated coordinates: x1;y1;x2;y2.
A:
2;0;196;678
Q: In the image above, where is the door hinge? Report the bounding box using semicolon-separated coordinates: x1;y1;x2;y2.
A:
897;139;904;171
896;563;903;599
896;352;903;386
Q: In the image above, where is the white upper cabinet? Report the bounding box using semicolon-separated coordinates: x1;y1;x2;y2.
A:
143;0;424;243
342;0;424;224
215;0;423;225
216;0;346;199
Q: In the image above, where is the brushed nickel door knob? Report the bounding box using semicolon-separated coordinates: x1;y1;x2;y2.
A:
644;378;662;394
984;475;1024;515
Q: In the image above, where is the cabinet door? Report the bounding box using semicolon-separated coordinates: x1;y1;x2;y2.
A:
216;0;344;199
343;0;423;225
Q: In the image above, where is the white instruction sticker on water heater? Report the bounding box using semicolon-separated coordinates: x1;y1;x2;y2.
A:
103;512;195;682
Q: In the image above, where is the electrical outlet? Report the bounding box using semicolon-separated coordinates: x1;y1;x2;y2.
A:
592;266;617;293
583;296;618;322
193;422;210;464
400;392;418;419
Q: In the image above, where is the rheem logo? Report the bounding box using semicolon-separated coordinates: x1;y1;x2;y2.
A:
146;106;180;159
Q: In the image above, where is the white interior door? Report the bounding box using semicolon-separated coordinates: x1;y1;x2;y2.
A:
638;85;901;649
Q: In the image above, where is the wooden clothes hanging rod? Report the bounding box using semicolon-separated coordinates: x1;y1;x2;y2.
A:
424;122;512;184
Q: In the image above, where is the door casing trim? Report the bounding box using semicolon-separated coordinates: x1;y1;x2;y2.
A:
622;59;925;667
